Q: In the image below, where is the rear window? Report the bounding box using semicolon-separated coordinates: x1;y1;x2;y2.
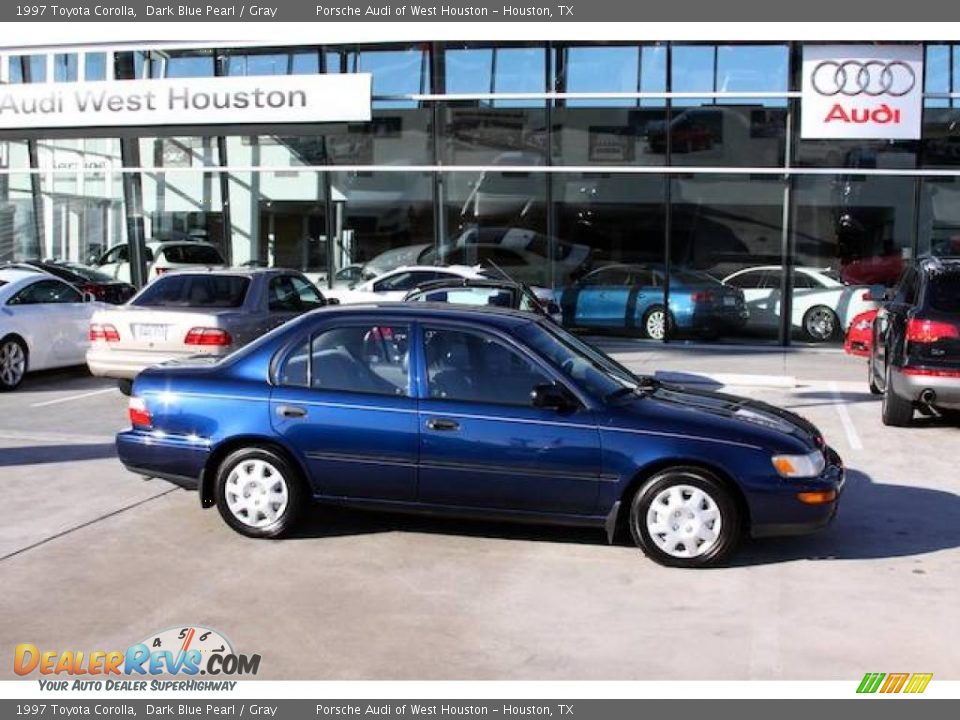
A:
133;275;250;308
928;271;960;313
56;263;116;283
160;245;224;265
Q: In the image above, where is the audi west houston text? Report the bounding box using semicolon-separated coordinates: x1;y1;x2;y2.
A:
116;304;844;568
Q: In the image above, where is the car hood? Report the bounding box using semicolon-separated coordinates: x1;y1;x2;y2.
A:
615;382;824;450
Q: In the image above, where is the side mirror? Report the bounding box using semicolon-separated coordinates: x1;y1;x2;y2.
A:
325;297;340;306
531;382;576;411
863;284;887;302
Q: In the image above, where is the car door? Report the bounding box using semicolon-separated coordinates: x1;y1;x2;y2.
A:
270;321;418;501
8;279;89;367
416;324;602;514
265;274;326;334
567;268;632;328
736;269;779;328
96;245;131;282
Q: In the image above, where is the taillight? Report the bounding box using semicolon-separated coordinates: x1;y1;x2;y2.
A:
79;283;105;299
906;318;960;344
89;323;120;342
184;327;232;346
691;291;717;303
128;397;152;428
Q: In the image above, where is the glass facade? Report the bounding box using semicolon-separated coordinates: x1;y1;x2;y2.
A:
2;41;959;346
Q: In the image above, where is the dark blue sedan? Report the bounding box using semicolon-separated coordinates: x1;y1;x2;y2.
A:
117;304;843;567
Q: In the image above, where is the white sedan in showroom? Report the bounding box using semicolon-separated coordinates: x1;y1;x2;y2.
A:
722;265;879;342
325;264;485;304
0;268;106;390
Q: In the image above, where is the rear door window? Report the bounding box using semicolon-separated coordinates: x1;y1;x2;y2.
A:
161;245;225;265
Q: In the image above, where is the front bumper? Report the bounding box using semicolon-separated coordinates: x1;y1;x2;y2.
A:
87;347;227;380
890;367;960;410
751;446;845;538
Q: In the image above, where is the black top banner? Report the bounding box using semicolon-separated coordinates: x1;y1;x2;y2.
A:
3;0;960;22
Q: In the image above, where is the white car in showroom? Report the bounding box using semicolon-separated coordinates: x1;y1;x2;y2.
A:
0;268;106;391
93;240;227;283
722;265;879;342
325;264;485;304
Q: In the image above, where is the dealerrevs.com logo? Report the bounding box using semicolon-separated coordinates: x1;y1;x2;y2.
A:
857;672;933;694
14;626;260;691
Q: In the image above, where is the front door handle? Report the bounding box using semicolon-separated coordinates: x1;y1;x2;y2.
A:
277;405;307;419
426;418;460;431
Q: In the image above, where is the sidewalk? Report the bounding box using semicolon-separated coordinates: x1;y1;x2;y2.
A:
590;338;868;388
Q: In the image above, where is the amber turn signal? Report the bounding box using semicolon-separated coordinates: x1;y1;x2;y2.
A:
796;490;837;505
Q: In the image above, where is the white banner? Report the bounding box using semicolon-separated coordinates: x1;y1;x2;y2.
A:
801;44;923;140
0;73;372;129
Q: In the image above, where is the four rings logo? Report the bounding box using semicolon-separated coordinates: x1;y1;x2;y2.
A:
811;60;917;97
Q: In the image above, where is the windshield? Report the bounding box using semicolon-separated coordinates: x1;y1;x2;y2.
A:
515;321;644;400
133;274;250;308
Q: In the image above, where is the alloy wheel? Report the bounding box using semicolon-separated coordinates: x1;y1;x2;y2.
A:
224;459;290;529
805;308;836;342
645;484;722;559
646;310;666;341
0;340;26;389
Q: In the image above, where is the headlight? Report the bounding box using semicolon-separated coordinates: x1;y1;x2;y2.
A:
771;450;826;478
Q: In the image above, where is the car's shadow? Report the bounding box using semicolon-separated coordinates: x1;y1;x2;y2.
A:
289;469;960;565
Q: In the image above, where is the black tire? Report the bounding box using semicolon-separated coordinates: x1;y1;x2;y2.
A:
214;446;305;538
867;354;882;395
881;364;914;427
801;305;839;343
642;305;669;341
117;379;133;396
628;467;741;568
0;336;28;392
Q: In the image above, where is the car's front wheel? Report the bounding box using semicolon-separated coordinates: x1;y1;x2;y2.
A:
214;447;305;538
628;468;740;568
0;336;27;392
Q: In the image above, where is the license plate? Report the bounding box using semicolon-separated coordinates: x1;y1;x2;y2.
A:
723;296;737;307
133;324;168;342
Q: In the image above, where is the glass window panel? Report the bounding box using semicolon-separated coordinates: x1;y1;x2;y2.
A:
152;51;215;78
54;54;78;82
445;46;546;108
918;177;960;257
667;103;786;167
553;107;667;165
442;105;547;165
84;52;107;81
671;176;783;344
560;44;667;109
924;44;951;109
359;48;429;107
792;175;916;343
9;55;46;83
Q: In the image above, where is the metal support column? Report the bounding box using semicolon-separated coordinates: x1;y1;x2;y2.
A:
120;140;147;288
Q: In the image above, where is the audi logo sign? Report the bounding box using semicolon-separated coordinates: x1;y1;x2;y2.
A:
801;45;923;140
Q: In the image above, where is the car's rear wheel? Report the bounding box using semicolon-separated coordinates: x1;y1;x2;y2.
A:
214;447;304;538
643;305;668;341
0;336;27;392
881;364;914;427
117;379;133;396
802;305;838;343
628;468;740;568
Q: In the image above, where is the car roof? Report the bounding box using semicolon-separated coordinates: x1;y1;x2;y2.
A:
146;240;220;249
410;278;518;292
311;301;538;329
151;267;306;279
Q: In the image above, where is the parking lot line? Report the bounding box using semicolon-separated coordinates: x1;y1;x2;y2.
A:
29;387;119;408
829;381;863;451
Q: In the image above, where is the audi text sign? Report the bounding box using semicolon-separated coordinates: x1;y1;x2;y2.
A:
801;45;923;140
0;74;372;130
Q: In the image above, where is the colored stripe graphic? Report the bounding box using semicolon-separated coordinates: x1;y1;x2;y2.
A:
904;673;933;694
857;672;886;693
880;673;910;693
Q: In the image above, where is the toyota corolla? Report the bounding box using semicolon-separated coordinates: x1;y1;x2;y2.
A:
116;304;844;568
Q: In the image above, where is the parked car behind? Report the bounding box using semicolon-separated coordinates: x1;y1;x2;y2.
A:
404;277;561;323
723;265;878;342
844;309;878;358
325;265;485;304
3;260;136;304
94;240;227;283
87;269;331;392
558;264;748;340
116;303;844;568
0;269;106;391
868;257;960;426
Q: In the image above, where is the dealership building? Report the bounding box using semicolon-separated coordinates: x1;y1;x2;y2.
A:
0;40;958;345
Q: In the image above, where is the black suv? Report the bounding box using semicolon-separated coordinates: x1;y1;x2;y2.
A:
868;257;960;426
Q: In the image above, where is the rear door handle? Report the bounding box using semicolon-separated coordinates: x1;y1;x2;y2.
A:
277;405;307;419
426;418;460;431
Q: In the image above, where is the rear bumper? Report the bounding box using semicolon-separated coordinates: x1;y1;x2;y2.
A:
890;367;960;410
88;347;227;380
750;446;845;539
116;429;210;484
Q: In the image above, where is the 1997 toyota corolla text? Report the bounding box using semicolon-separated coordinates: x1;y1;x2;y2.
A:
116;304;844;568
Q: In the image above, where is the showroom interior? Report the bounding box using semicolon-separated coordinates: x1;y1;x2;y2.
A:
1;40;959;345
